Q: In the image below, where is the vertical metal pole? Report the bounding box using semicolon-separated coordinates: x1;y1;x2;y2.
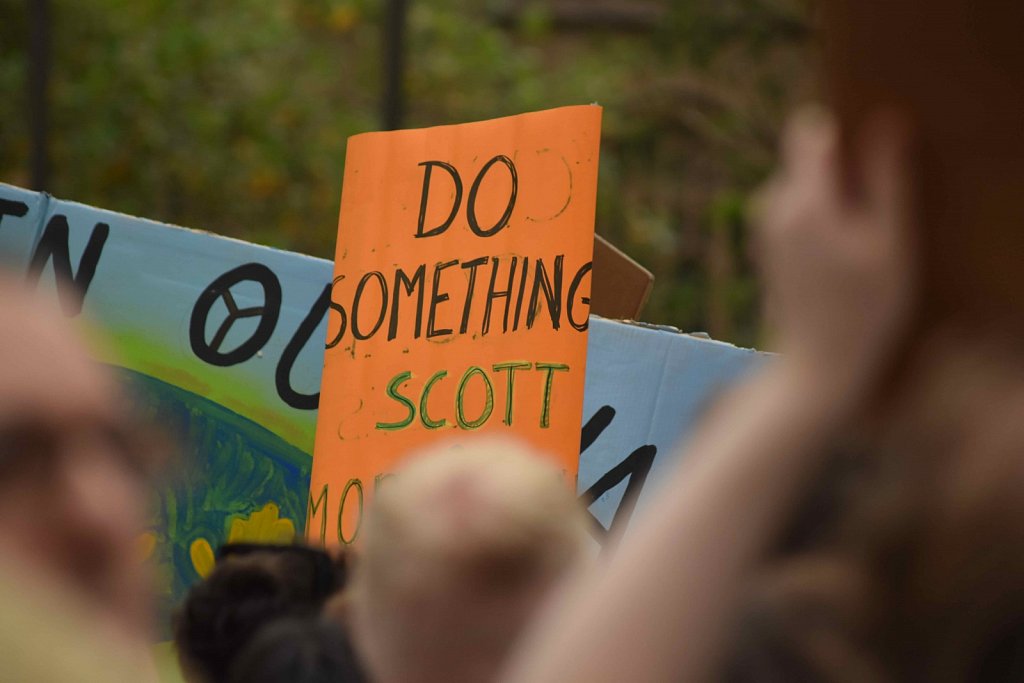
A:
27;0;51;191
381;0;408;131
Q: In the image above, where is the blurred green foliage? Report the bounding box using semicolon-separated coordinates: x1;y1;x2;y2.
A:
0;0;812;346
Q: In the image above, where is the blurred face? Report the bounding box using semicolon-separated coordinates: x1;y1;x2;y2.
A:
0;415;152;619
0;284;156;634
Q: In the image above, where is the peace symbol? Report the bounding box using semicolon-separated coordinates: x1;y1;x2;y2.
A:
189;263;283;367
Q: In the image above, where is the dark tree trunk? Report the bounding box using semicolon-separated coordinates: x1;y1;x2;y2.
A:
381;0;408;131
27;0;51;191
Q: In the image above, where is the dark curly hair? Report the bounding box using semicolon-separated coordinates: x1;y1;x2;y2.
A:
174;548;339;682
228;617;367;683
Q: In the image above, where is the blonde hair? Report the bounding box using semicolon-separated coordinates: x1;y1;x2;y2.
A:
349;438;589;683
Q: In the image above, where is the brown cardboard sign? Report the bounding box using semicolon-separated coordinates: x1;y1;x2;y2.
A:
590;234;654;321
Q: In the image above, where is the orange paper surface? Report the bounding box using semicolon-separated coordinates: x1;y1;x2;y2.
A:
308;106;602;546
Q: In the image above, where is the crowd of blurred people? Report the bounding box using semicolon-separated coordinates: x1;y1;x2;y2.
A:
173;441;589;683
3;2;1024;681
5;98;1024;682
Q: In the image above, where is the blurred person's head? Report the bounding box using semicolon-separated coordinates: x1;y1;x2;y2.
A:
175;544;343;682
349;439;590;683
227;617;366;683
727;328;1024;682
0;277;155;633
823;0;1024;332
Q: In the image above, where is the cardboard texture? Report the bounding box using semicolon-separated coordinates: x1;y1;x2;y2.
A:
580;319;762;535
0;181;763;624
591;234;653;320
311;107;602;544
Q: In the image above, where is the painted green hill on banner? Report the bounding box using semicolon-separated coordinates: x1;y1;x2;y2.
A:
120;368;312;635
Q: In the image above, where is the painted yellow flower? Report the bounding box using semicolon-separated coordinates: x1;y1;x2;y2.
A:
189;503;297;579
190;539;217;580
227;502;297;544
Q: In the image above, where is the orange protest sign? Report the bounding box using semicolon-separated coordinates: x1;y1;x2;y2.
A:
307;106;602;547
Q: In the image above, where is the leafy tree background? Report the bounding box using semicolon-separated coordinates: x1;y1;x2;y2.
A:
0;0;813;347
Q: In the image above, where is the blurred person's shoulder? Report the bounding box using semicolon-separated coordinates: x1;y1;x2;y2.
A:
0;554;158;682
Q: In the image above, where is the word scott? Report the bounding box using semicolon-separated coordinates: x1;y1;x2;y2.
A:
375;361;569;432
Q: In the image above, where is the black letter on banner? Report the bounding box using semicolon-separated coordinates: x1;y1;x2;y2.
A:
26;215;109;317
427;259;458;338
307;484;329;548
326;276;347;349
416;161;462;238
459;256;488;334
351;271;388;341
567;261;592;331
337;478;364;545
527;256;564;330
190;263;282;367
0;199;28;224
467;155;517;237
580;405;616;454
276;283;330;410
577;406;657;547
388;265;426;341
